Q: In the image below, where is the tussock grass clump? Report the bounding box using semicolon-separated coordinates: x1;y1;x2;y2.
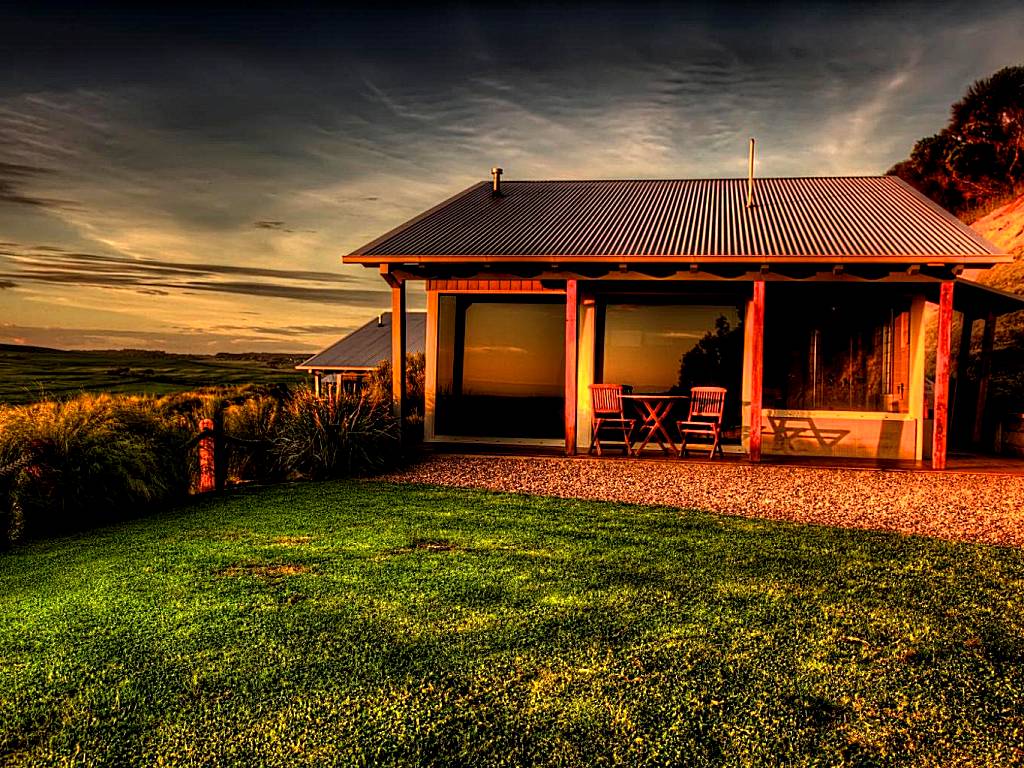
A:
0;383;405;546
273;387;400;480
223;392;286;481
0;394;192;545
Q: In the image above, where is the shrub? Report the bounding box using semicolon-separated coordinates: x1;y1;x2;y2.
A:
222;393;285;481
0;394;192;544
366;352;426;416
273;388;400;480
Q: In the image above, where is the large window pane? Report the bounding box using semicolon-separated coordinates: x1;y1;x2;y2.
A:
599;301;743;438
436;297;564;438
764;291;911;413
601;303;741;393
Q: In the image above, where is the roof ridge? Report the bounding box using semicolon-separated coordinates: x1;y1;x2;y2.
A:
488;176;893;183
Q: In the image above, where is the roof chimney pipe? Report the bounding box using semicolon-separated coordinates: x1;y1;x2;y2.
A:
378;313;383;327
491;167;504;196
746;138;755;209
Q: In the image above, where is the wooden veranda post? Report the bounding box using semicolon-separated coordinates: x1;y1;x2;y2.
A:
749;280;765;462
932;281;954;469
973;310;996;446
383;268;407;423
565;279;578;455
953;314;974;432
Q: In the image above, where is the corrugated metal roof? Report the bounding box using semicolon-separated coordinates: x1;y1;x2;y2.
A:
296;312;426;371
955;278;1024;317
348;177;1004;263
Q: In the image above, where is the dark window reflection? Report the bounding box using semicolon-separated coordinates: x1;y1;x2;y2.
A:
764;291;911;413
437;297;565;438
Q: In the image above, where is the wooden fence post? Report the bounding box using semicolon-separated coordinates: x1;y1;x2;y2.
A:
213;410;227;492
198;418;216;493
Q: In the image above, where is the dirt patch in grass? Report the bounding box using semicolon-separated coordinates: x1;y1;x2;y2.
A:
218;563;311;579
387;537;461;555
270;535;314;546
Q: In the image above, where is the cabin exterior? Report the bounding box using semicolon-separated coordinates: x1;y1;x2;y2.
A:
344;172;1019;468
296;311;426;395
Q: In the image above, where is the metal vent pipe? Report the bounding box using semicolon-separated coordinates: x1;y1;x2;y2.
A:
746;138;755;208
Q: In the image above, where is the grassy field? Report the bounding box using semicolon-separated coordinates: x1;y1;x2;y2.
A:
1;482;1023;766
0;345;307;404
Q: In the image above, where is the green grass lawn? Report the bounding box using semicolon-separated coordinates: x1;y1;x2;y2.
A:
1;482;1023;767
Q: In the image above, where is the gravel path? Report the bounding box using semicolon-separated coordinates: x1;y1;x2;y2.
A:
382;454;1024;547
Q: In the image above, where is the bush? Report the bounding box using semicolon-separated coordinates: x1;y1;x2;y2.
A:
366;352;426;417
0;395;192;546
0;382;405;546
273;388;400;480
223;393;284;481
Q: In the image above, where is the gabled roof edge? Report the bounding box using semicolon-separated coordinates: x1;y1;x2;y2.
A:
346;181;489;258
886;176;1005;257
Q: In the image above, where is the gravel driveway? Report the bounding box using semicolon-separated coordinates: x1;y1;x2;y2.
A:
382;454;1024;547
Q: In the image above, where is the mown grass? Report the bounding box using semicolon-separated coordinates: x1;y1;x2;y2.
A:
1;482;1023;767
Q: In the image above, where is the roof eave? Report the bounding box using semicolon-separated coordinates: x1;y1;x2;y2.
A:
295;364;378;372
343;253;1011;267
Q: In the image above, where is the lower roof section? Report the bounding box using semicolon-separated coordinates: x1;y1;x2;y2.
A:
296;311;426;372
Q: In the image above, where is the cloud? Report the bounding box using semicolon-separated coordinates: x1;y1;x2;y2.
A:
0;161;80;210
464;345;528;355
0;279;15;289
0;245;389;306
0;322;322;353
253;220;291;231
210;323;352;337
1;4;1022;353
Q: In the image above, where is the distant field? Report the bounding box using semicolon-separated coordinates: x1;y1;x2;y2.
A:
0;345;308;404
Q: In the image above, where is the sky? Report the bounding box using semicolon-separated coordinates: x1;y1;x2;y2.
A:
1;2;1022;354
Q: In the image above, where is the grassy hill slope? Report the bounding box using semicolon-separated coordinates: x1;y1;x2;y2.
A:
0;345;307;405
967;196;1024;418
971;193;1024;292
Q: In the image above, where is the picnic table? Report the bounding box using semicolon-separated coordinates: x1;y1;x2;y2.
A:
620;394;689;456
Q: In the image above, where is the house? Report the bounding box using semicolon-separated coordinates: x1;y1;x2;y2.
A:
344;168;1023;468
296;311;426;395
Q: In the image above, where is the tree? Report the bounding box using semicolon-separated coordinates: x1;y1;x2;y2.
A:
888;66;1024;216
676;315;744;426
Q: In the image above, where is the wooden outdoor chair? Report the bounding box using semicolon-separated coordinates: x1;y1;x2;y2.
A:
676;386;727;458
588;384;635;456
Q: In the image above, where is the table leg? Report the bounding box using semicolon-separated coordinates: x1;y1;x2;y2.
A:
635;401;677;456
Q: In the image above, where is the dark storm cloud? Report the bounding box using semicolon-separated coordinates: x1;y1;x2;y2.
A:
0;247;387;306
0;279;15;289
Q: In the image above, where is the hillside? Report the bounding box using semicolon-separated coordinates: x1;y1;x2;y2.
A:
964;195;1024;421
0;346;308;405
970;193;1024;294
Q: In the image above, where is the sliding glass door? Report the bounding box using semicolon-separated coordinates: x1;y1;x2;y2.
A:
436;295;565;438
